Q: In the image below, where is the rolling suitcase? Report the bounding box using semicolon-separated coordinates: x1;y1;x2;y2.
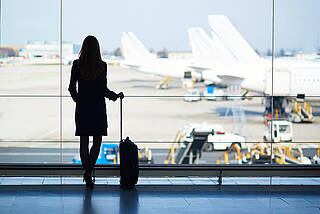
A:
119;98;139;189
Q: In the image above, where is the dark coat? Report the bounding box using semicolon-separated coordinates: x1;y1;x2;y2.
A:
68;60;118;136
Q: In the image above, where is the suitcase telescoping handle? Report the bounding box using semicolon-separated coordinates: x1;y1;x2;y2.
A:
120;97;123;141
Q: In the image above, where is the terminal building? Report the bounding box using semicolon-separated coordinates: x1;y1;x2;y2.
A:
167;51;193;59
19;41;80;59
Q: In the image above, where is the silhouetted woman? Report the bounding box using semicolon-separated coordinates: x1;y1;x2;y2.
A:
68;35;124;188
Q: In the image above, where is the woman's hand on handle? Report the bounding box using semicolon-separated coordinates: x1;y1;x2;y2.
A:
118;92;124;100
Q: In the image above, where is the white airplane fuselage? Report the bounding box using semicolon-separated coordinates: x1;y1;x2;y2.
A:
197;58;320;99
138;58;190;78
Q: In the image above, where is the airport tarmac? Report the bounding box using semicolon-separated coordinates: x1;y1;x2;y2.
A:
0;64;319;163
0;147;317;164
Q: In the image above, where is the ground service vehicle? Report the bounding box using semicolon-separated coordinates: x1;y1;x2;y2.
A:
203;85;225;101
184;89;201;102
72;143;119;164
263;120;293;142
72;142;154;164
207;131;246;151
182;123;246;151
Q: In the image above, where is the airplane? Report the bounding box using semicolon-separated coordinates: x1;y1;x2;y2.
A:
188;15;320;121
121;32;201;88
120;16;319;121
188;27;266;93
206;15;320;98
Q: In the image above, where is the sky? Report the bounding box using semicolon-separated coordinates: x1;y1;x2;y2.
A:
1;0;320;53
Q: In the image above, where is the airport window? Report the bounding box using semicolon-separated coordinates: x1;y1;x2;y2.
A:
0;0;319;168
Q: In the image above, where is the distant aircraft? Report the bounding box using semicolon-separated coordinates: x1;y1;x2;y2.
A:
121;32;188;78
188;26;266;93
121;32;201;88
209;15;261;63
188;15;320;122
120;16;320;122
209;15;320;97
121;32;155;69
189;15;320;99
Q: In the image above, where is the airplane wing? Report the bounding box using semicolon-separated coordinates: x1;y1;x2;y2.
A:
216;74;244;85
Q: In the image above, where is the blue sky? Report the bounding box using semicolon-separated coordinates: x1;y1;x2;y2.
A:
1;0;320;53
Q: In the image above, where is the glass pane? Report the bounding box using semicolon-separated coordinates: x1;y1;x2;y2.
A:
0;98;60;163
0;0;60;95
274;0;320;165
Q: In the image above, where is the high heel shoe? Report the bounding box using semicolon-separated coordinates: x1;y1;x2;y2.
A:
83;171;94;189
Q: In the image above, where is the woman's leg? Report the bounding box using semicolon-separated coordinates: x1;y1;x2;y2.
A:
80;136;90;172
88;136;102;172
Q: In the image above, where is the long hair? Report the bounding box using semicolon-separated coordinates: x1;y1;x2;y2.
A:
78;35;104;80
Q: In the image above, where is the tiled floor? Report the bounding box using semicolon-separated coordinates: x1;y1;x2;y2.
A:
1;177;320;186
0;184;320;214
0;177;320;214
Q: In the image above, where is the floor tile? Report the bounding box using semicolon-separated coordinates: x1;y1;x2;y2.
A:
137;177;150;185
1;177;24;185
21;177;44;185
147;178;171;185
189;177;214;185
169;178;192;185
1;177;320;186
0;185;318;214
43;177;62;185
106;177;120;185
93;177;108;184
62;177;83;184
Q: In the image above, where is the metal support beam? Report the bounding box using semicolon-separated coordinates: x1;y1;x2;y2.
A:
1;164;320;178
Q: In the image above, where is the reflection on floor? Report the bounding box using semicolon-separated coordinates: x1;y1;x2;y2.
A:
0;184;319;214
0;178;320;214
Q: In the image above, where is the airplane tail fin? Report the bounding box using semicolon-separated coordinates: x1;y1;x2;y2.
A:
188;27;236;63
208;15;260;62
121;32;154;65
